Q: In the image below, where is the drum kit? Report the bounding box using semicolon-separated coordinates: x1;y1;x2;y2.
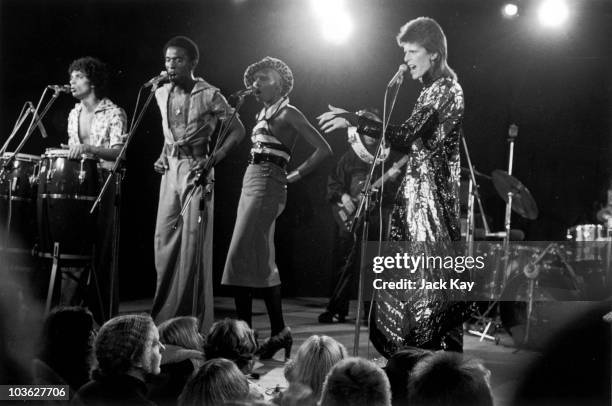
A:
462;126;611;348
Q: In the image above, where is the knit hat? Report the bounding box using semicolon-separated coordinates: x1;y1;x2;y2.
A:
243;56;294;98
94;314;154;376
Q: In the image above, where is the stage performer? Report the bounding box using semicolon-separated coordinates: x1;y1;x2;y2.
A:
318;17;466;354
152;36;245;332
319;110;404;324
222;57;331;359
60;56;127;323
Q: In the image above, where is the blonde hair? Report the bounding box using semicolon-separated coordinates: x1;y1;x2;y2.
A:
284;335;347;398
158;316;203;351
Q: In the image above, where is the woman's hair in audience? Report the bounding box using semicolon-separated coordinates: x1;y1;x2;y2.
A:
158;316;203;351
178;358;250;406
284;335;347;399
204;318;258;372
37;306;95;389
320;357;391;406
407;351;493;406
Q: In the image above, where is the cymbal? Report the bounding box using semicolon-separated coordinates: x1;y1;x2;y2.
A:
492;170;538;220
461;167;491;180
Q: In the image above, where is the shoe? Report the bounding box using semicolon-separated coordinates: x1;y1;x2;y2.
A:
257;327;292;360
318;311;346;324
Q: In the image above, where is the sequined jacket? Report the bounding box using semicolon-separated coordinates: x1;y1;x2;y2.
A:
357;76;464;243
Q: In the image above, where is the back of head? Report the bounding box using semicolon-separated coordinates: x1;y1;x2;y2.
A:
285;335;347;398
204;318;257;372
408;351;493;406
384;347;433;405
178;358;249;406
158;316;203;351
396;16;456;81
320;357;391;406
38;306;94;388
93;314;154;378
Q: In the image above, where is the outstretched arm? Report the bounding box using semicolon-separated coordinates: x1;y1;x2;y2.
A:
284;106;332;183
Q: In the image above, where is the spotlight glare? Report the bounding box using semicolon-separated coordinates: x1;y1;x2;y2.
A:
321;13;353;45
538;0;569;27
310;0;345;18
502;3;519;18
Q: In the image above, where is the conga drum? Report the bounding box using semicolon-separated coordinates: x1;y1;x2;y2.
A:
0;152;40;252
37;148;100;256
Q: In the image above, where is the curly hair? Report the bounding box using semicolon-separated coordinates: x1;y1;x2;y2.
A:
164;36;199;63
68;56;110;99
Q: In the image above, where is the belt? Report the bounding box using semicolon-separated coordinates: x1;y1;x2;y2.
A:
248;153;288;170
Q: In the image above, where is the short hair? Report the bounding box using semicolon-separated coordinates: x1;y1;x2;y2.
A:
68;56;110;99
204;318;258;373
164;36;199;63
37;306;95;389
407;351;493;406
92;314;155;379
158;316;203;351
178;358;250;406
320;357;391;406
396;17;457;81
284;335;347;399
384;347;433;406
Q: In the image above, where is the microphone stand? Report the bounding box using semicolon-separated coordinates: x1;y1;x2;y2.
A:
0;102;35;157
89;83;160;320
170;93;247;318
1;88;61;173
351;72;404;356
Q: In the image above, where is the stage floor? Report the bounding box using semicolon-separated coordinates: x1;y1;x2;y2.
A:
122;296;538;406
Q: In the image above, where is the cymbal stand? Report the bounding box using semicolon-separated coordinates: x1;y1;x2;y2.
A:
501;124;519;290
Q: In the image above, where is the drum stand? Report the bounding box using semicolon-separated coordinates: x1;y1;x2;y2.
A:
42;243;102;317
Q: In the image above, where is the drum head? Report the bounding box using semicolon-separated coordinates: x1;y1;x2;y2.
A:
2;152;40;161
499;272;580;349
43;148;95;160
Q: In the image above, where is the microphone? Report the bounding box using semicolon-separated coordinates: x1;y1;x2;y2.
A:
47;84;71;93
230;87;255;98
144;72;170;88
387;64;408;87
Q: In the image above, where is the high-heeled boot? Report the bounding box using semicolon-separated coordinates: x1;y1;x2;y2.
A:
257;326;292;360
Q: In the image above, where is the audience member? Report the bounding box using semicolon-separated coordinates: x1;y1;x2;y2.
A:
149;316;205;406
383;347;432;406
283;335;347;403
320;357;391;406
33;306;95;394
73;314;163;406
511;301;611;406
178;358;251;406
407;351;493;406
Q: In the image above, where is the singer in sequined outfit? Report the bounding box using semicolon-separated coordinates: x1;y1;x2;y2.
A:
318;17;465;355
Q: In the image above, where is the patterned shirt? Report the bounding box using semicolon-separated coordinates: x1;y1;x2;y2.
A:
67;98;127;150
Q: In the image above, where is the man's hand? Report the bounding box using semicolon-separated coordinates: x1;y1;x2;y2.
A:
153;155;169;174
341;193;356;214
61;143;91;160
190;156;211;174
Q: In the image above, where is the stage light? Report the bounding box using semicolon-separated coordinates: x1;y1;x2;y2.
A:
502;3;519;18
310;0;353;45
538;0;569;27
321;13;353;44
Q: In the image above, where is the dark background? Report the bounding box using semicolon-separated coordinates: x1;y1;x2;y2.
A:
1;0;610;300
